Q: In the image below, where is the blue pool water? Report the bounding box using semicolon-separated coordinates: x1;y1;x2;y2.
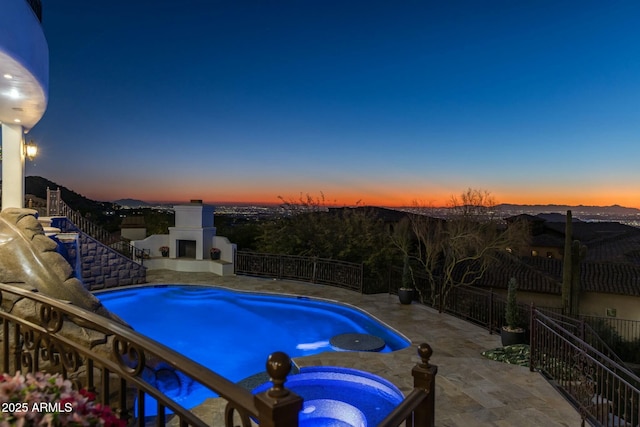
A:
98;285;409;409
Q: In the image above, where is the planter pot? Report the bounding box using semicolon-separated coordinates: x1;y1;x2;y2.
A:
210;252;221;260
397;288;414;305
161;252;169;257
501;327;527;346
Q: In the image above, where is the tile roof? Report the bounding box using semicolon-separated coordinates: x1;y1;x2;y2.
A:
586;231;640;266
581;262;640;296
497;216;640;296
542;221;638;246
476;255;562;295
484;255;640;297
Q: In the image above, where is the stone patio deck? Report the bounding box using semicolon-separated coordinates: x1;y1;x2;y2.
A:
144;269;582;426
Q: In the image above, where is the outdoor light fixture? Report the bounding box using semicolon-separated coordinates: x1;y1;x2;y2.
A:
25;140;38;161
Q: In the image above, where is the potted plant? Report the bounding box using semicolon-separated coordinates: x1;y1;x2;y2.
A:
210;247;221;260
501;277;527;346
398;254;415;304
159;246;169;257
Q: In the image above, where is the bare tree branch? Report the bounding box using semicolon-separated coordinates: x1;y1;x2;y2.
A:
409;188;529;310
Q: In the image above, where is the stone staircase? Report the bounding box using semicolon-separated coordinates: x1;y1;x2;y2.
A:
37;216;61;236
39;194;146;290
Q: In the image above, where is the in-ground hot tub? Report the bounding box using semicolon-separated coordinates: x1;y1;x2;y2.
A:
253;366;404;426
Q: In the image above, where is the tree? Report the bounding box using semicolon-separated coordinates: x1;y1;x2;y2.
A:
505;277;521;330
409;188;529;310
389;217;416;290
256;193;334;257
256;193;394;292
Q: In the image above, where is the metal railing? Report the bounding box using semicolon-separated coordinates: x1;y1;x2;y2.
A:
389;265;548;332
47;189;138;263
56;200;120;246
387;266;639;365
0;282;436;426
110;240;148;265
0;283;296;426
235;251;364;292
538;311;631;370
380;344;437;427
531;309;640;426
580;315;640;343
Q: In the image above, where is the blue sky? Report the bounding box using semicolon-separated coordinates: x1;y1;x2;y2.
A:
26;1;640;207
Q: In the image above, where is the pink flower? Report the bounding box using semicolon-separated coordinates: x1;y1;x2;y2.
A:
0;371;125;426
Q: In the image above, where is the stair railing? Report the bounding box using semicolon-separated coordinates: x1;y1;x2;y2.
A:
47;188;117;245
53;199;120;246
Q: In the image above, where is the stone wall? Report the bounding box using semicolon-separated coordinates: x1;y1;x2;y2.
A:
79;233;146;290
50;216;147;290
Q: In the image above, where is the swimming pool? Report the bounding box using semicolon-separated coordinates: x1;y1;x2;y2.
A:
98;285;409;408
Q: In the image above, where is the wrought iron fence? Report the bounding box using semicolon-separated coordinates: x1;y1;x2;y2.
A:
235;251;363;292
580;315;640;343
386;265;640;367
531;309;640;426
110;240;148;264
0;283;435;426
539;311;632;369
387;265;557;334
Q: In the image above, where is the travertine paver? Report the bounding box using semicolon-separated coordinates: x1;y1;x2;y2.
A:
143;270;583;426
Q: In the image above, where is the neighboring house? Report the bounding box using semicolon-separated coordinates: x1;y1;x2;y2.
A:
483;214;640;323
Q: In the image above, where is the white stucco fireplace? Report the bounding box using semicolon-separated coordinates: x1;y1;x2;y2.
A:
168;200;216;260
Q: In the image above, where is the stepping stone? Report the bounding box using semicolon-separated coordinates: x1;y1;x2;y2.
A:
329;333;385;352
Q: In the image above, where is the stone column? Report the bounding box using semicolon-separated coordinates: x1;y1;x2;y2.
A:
1;123;26;210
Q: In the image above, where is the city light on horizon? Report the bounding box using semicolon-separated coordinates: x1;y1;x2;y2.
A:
74;183;640;210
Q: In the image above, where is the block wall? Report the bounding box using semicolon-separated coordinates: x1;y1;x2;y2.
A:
79;234;146;290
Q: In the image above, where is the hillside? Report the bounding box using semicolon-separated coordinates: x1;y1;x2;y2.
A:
113;198;150;208
22;176;121;232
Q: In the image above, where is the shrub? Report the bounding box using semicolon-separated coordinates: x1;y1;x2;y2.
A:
505;277;521;330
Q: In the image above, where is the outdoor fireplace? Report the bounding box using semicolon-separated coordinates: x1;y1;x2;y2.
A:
177;240;197;258
168;200;216;260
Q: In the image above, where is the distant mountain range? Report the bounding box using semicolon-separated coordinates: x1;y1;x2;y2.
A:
496;204;640;215
112;199;640;214
112;198;152;208
11;176;640;216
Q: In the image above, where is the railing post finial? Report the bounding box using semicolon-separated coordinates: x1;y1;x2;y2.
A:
417;342;433;368
254;351;303;427
266;351;291;398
